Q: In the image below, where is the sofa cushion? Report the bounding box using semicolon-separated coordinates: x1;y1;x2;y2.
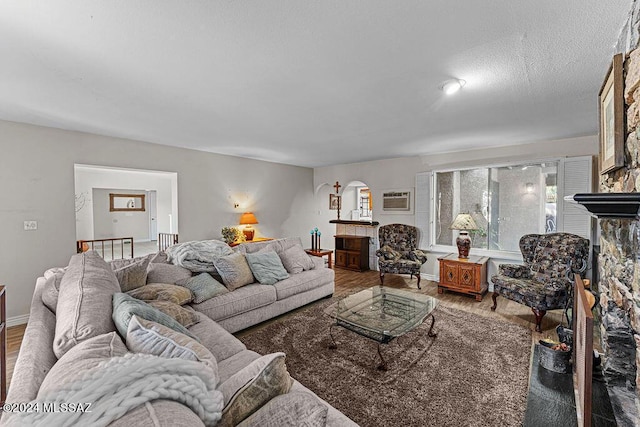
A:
278;244;315;274
215;252;255;291
245;251;289;285
218;353;294;427
176;273;228;304
109;254;152;270
239;237;303;254
149;251;169;264
218;350;262;383
272;268;333;301
190;284;276;322
126;316;217;372
113;256;150;292
236;392;328;427
127;283;193;305
53;251;121;358
146;263;192;284
112;293;197;340
187;312;247;362
108;400;206;427
40;332;128;397
147;300;200;328
41;267;66;314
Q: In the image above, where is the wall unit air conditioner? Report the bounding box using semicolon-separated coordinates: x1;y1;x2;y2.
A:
382;191;411;211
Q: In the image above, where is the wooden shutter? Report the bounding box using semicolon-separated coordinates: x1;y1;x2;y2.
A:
557;156;594;240
415;172;431;249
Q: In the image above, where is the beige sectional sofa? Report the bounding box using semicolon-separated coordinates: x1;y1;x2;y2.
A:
193;237;335;332
5;238;356;426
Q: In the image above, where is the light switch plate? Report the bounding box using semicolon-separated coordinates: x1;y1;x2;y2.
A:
24;220;38;231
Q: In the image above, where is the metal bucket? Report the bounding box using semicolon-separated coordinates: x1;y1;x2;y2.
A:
537;342;572;374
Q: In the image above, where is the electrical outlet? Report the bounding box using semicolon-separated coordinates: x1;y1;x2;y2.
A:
24;220;38;231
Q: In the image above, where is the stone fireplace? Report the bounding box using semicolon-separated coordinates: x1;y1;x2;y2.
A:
595;20;640;421
597;218;640;424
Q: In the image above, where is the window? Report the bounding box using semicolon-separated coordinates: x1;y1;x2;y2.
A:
434;162;558;252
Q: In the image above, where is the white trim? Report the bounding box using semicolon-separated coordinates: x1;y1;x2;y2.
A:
421;273;438;282
7;314;29;327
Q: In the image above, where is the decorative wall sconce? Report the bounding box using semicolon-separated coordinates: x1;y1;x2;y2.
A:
525;183;534;193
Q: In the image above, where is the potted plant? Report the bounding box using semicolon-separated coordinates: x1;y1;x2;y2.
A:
221;227;245;245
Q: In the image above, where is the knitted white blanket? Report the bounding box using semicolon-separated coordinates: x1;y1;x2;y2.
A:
166;240;233;272
9;353;223;427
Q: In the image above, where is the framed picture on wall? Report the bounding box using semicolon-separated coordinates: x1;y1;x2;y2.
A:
599;53;625;175
329;194;341;210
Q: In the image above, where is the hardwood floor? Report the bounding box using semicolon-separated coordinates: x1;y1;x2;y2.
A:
4;268;564;396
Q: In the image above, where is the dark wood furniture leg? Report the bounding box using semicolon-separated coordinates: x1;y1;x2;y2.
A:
379;271;385;285
532;308;546;333
491;293;498;311
416;273;421;289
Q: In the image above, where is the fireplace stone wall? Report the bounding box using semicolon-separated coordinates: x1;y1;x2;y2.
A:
598;3;640;423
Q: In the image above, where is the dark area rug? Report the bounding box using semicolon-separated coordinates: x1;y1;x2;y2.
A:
238;297;532;427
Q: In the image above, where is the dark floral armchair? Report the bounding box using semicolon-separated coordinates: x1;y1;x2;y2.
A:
376;224;428;288
490;233;589;332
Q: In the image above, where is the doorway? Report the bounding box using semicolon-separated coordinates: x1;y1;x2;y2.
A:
74;164;178;258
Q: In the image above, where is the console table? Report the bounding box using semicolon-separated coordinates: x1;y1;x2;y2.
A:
438;253;488;301
229;237;274;247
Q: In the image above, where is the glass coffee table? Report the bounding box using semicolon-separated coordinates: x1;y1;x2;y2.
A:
329;286;438;370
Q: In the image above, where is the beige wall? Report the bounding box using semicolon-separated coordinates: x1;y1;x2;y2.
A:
0;120;315;322
314;135;599;278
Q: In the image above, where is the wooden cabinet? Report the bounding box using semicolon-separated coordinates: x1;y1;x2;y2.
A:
438;253;488;301
334;235;369;272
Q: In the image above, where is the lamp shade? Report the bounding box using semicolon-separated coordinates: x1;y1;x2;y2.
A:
449;213;478;231
239;212;258;225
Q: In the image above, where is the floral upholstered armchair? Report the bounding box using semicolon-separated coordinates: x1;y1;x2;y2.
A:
490;233;589;332
376;224;428;289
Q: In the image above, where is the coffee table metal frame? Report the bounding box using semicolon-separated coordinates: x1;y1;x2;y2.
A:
329;286;438;370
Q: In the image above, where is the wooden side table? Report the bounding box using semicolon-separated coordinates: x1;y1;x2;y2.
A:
438;253;489;301
305;249;333;268
229;237;274;247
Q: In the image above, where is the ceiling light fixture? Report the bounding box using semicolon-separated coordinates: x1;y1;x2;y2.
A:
441;79;466;95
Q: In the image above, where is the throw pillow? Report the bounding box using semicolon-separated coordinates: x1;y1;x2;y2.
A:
236;392;328;427
112;292;197;340
126;316;217;373
39;332;128;397
147;300;200;328
54;251;121;358
176;273;229;304
214;252;255;291
218;352;294;427
244;251;289;285
278;244;315;274
113;256;150;292
126;283;193;305
149;251;169;264
109;254;152;270
146;263;192;284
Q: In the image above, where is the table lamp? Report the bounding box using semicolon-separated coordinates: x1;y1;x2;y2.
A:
449;213;478;259
239;212;258;241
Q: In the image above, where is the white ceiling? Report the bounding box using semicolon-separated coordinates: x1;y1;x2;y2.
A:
0;1;632;167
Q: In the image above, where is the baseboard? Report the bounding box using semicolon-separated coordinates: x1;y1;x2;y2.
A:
421;273;438;282
7;314;29;327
